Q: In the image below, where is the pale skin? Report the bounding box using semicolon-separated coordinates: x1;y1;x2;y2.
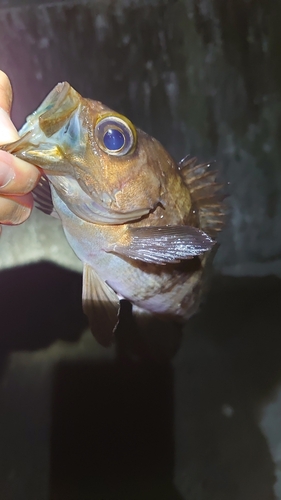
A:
0;71;40;233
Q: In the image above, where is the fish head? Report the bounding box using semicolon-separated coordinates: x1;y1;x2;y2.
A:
6;83;173;224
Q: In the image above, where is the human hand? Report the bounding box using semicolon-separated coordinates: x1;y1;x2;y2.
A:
0;71;40;234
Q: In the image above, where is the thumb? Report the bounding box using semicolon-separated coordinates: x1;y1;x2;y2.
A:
0;70;12;114
0;71;19;144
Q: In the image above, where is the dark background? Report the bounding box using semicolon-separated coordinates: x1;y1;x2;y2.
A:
0;1;281;499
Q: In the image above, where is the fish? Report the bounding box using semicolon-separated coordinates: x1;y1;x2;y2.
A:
0;82;225;346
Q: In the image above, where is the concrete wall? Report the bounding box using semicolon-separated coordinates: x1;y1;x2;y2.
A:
0;1;281;499
0;0;280;275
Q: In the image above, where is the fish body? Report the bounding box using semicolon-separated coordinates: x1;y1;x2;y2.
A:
1;83;225;345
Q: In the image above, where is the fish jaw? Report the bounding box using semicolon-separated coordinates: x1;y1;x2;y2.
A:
1;82;83;175
20;82;81;138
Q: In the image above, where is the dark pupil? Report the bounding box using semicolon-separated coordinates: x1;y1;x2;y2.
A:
103;128;125;151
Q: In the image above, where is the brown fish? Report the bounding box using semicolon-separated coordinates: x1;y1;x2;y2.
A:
0;82;225;346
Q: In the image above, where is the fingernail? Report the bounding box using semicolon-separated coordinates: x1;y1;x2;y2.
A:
0;161;15;188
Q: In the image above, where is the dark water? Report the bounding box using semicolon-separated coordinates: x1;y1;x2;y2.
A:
0;1;281;499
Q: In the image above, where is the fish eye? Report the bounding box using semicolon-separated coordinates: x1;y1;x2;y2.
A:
95;114;136;156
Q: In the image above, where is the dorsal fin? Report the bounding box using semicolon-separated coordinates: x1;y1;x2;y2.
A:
178;155;226;238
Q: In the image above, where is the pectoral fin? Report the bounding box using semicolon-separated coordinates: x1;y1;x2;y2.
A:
108;225;214;264
32;175;59;218
82;264;120;346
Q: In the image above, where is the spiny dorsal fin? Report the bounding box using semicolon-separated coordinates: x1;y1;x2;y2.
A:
178;155;226;238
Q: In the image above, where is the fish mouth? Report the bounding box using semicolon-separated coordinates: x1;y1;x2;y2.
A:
39;83;81;137
0;83;85;174
20;82;81;139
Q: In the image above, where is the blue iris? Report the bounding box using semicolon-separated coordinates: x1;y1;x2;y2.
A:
95;116;134;156
103;128;125;151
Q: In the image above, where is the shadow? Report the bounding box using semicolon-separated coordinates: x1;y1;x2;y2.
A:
0;261;88;500
50;359;183;500
1;266;281;499
194;274;281;403
115;300;183;364
0;261;87;352
174;274;281;499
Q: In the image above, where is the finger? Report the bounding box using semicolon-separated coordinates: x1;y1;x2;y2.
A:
0;71;38;229
0;107;19;144
0;108;18;143
0;150;41;195
0;70;13;114
0;192;33;225
0;71;19;143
